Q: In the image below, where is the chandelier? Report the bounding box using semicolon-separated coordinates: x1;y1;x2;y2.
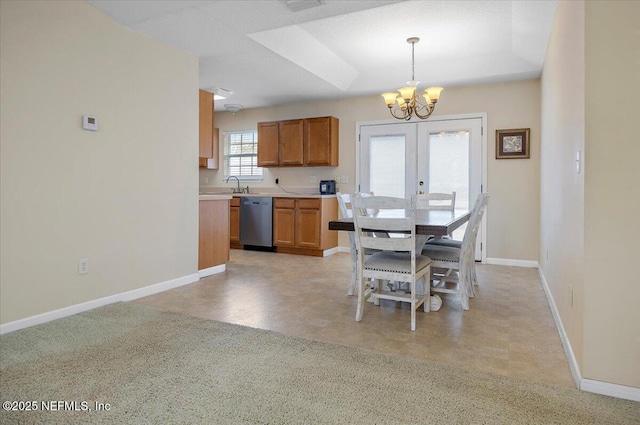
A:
381;37;443;121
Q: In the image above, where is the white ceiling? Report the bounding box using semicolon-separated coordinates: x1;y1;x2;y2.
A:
90;0;558;111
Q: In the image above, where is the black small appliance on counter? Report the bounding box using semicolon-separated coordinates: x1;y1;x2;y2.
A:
319;180;336;195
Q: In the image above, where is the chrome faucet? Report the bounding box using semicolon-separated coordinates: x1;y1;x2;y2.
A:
225;175;243;193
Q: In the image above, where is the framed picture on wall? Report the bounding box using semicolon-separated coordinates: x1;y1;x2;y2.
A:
496;128;530;159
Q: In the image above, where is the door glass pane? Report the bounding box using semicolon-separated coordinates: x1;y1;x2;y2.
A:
370;135;405;197
428;130;469;239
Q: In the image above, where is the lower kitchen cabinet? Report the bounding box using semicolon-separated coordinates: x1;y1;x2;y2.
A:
273;197;337;256
273;199;295;246
199;198;230;271
229;196;242;249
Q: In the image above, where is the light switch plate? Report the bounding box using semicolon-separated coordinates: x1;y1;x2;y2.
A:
78;258;89;274
576;151;582;174
82;115;98;131
340;175;348;184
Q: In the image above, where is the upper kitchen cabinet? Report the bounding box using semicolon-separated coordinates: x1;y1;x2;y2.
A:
199;89;218;169
304;116;339;166
257;116;339;167
257;121;279;166
279;119;304;166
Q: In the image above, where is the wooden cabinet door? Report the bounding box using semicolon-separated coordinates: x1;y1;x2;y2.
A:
257;121;279;166
274;207;295;246
199;90;213;159
304;116;338;166
279;119;304;165
199;200;229;270
210;127;220;169
229;206;240;243
295;202;321;249
296;208;321;248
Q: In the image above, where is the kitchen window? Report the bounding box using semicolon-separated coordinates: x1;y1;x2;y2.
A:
223;130;263;181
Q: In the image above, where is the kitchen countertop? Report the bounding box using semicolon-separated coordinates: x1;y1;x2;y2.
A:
199;194;233;201
199;192;336;199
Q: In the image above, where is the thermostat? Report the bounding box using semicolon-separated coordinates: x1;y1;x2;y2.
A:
82;115;98;131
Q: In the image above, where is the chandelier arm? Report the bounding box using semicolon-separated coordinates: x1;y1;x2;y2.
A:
388;106;409;120
414;103;435;120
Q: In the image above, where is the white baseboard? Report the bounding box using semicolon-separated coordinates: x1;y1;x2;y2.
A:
198;264;226;278
580;379;640;402
537;267;583;388
0;272;200;335
486;257;538;268
322;247;341;257
337;246;351;254
538;266;640;402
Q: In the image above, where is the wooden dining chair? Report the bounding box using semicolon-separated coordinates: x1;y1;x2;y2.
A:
336;192;359;296
417;191;456;239
424;193;489;293
416;192;456;210
337;192;389;296
351;194;432;331
421;193;489;309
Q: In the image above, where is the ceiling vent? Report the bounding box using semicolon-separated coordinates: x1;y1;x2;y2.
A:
280;0;323;12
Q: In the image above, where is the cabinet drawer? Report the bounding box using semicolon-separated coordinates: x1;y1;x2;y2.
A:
274;198;296;209
230;197;241;207
297;199;321;209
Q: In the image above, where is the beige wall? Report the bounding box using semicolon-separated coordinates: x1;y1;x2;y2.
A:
205;80;541;261
541;0;640;389
540;0;586;374
583;1;640;387
0;1;199;324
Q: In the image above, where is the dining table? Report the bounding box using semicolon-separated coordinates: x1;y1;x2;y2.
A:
328;208;471;238
328;208;472;309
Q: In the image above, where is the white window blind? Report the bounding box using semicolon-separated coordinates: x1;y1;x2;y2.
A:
223;130;263;180
369;135;406;198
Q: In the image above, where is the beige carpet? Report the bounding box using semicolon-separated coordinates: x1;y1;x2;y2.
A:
1;303;638;424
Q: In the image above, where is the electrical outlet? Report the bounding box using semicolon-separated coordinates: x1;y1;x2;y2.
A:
569;285;574;307
204;177;209;184
275;178;279;185
79;258;89;275
340;175;348;184
309;176;318;184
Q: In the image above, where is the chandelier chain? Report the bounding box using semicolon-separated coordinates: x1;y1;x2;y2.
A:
411;40;415;82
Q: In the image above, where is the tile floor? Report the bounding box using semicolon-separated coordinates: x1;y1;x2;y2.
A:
134;249;575;388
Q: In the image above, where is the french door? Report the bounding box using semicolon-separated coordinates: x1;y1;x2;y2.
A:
358;117;484;259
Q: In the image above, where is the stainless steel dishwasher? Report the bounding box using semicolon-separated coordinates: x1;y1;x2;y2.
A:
240;197;274;249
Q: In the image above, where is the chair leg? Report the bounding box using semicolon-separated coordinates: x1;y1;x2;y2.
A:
374;279;381;306
460;282;470;311
421;275;430;313
472;261;479;287
355;274;365;321
410;279;417;331
468;263;477;297
411;308;416;331
348;270;355;296
348;249;357;296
